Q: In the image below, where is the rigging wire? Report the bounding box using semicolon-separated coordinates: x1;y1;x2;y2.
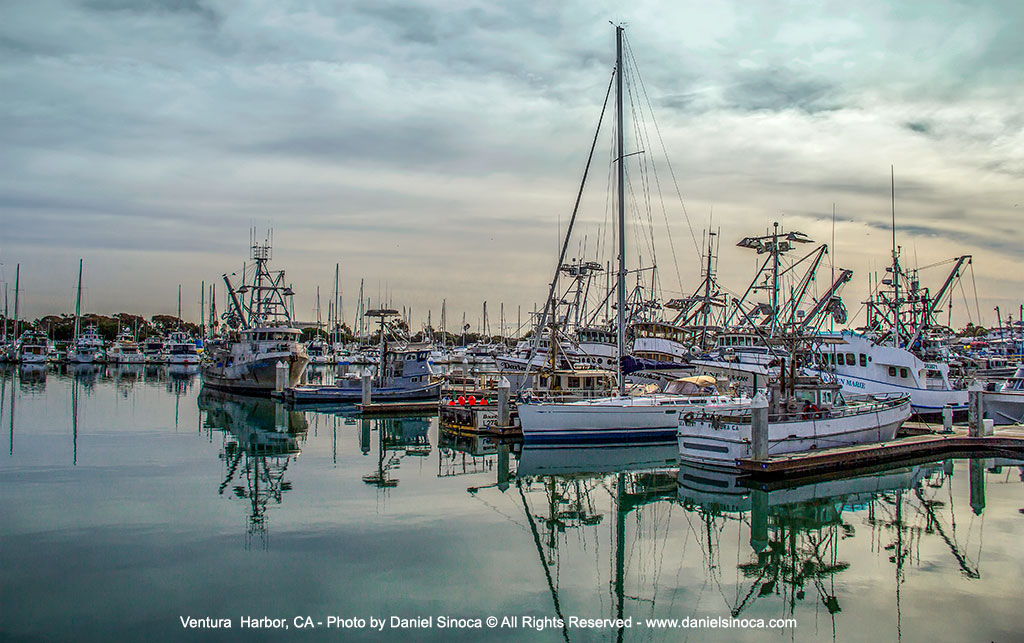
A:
624;34;701;262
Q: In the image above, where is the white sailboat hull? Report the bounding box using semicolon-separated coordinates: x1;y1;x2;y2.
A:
519;396;746;445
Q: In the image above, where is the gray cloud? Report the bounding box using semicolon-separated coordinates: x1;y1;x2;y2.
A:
723;67;840;114
1;1;1022;327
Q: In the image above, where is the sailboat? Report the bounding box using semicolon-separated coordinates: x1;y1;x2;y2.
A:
67;259;106;364
518;26;744;444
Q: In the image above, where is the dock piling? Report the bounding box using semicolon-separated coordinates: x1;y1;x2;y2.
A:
361;373;372;405
275;360;288;393
968;385;983;437
751;392;769;461
497;377;510;427
941;405;953;433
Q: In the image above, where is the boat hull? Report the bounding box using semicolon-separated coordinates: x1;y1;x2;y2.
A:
287;381;441;404
983;391;1024;425
678;397;911;469
518;396;745;445
201;352;308;396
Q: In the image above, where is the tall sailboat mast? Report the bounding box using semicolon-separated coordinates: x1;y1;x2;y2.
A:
12;264;19;340
615;24;627;397
74;259;83;340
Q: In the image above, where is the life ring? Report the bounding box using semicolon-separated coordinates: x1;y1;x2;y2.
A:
802;404;820;420
682;412;696;424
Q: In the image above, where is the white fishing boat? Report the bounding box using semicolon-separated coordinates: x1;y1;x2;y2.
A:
983;363;1024;425
106;328;145;364
806;330;968;416
286;310;440;404
678;374;911;469
200;231;309;395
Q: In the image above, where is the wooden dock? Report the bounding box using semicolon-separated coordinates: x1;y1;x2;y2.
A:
355;401;439;416
477;424;523;440
738;425;1024;480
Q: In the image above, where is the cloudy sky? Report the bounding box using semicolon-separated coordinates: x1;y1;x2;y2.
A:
2;0;1022;331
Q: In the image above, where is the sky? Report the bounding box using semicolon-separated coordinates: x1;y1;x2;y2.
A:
1;0;1022;332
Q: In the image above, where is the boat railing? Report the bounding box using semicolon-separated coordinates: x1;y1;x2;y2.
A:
523;389;619;404
694;394;909;425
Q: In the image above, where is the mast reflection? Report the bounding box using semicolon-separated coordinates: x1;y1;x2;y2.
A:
199;388;308;549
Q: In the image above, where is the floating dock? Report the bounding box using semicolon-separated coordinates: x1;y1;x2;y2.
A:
355;401;439;416
738;424;1024;480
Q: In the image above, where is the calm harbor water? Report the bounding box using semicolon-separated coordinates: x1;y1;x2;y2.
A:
2;364;1023;642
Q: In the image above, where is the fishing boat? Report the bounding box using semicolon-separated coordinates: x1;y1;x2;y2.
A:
807;330;969;416
805;177;972;416
106;328;145;364
285;309;440;404
983;363;1024;425
688;224;853;394
200;231;309;395
678;369;911;469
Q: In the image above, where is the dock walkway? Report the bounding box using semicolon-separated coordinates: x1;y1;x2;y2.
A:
738;424;1024;479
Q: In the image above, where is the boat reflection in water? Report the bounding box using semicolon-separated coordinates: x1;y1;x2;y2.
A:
107;364;143;397
675;461;989;635
362;416;432;489
198;389;308;549
17;363;47;392
511;441;680;641
517;441;677;478
502;439;1008;639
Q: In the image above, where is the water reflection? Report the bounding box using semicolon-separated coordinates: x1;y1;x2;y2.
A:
198;388;308;549
17;363;47;392
363;416;432;488
513;444;679;643
678;463;943;632
494;443;1022;641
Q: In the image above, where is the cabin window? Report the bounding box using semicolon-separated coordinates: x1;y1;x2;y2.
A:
859;354;867;367
889;366;897;377
899;368;908;379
